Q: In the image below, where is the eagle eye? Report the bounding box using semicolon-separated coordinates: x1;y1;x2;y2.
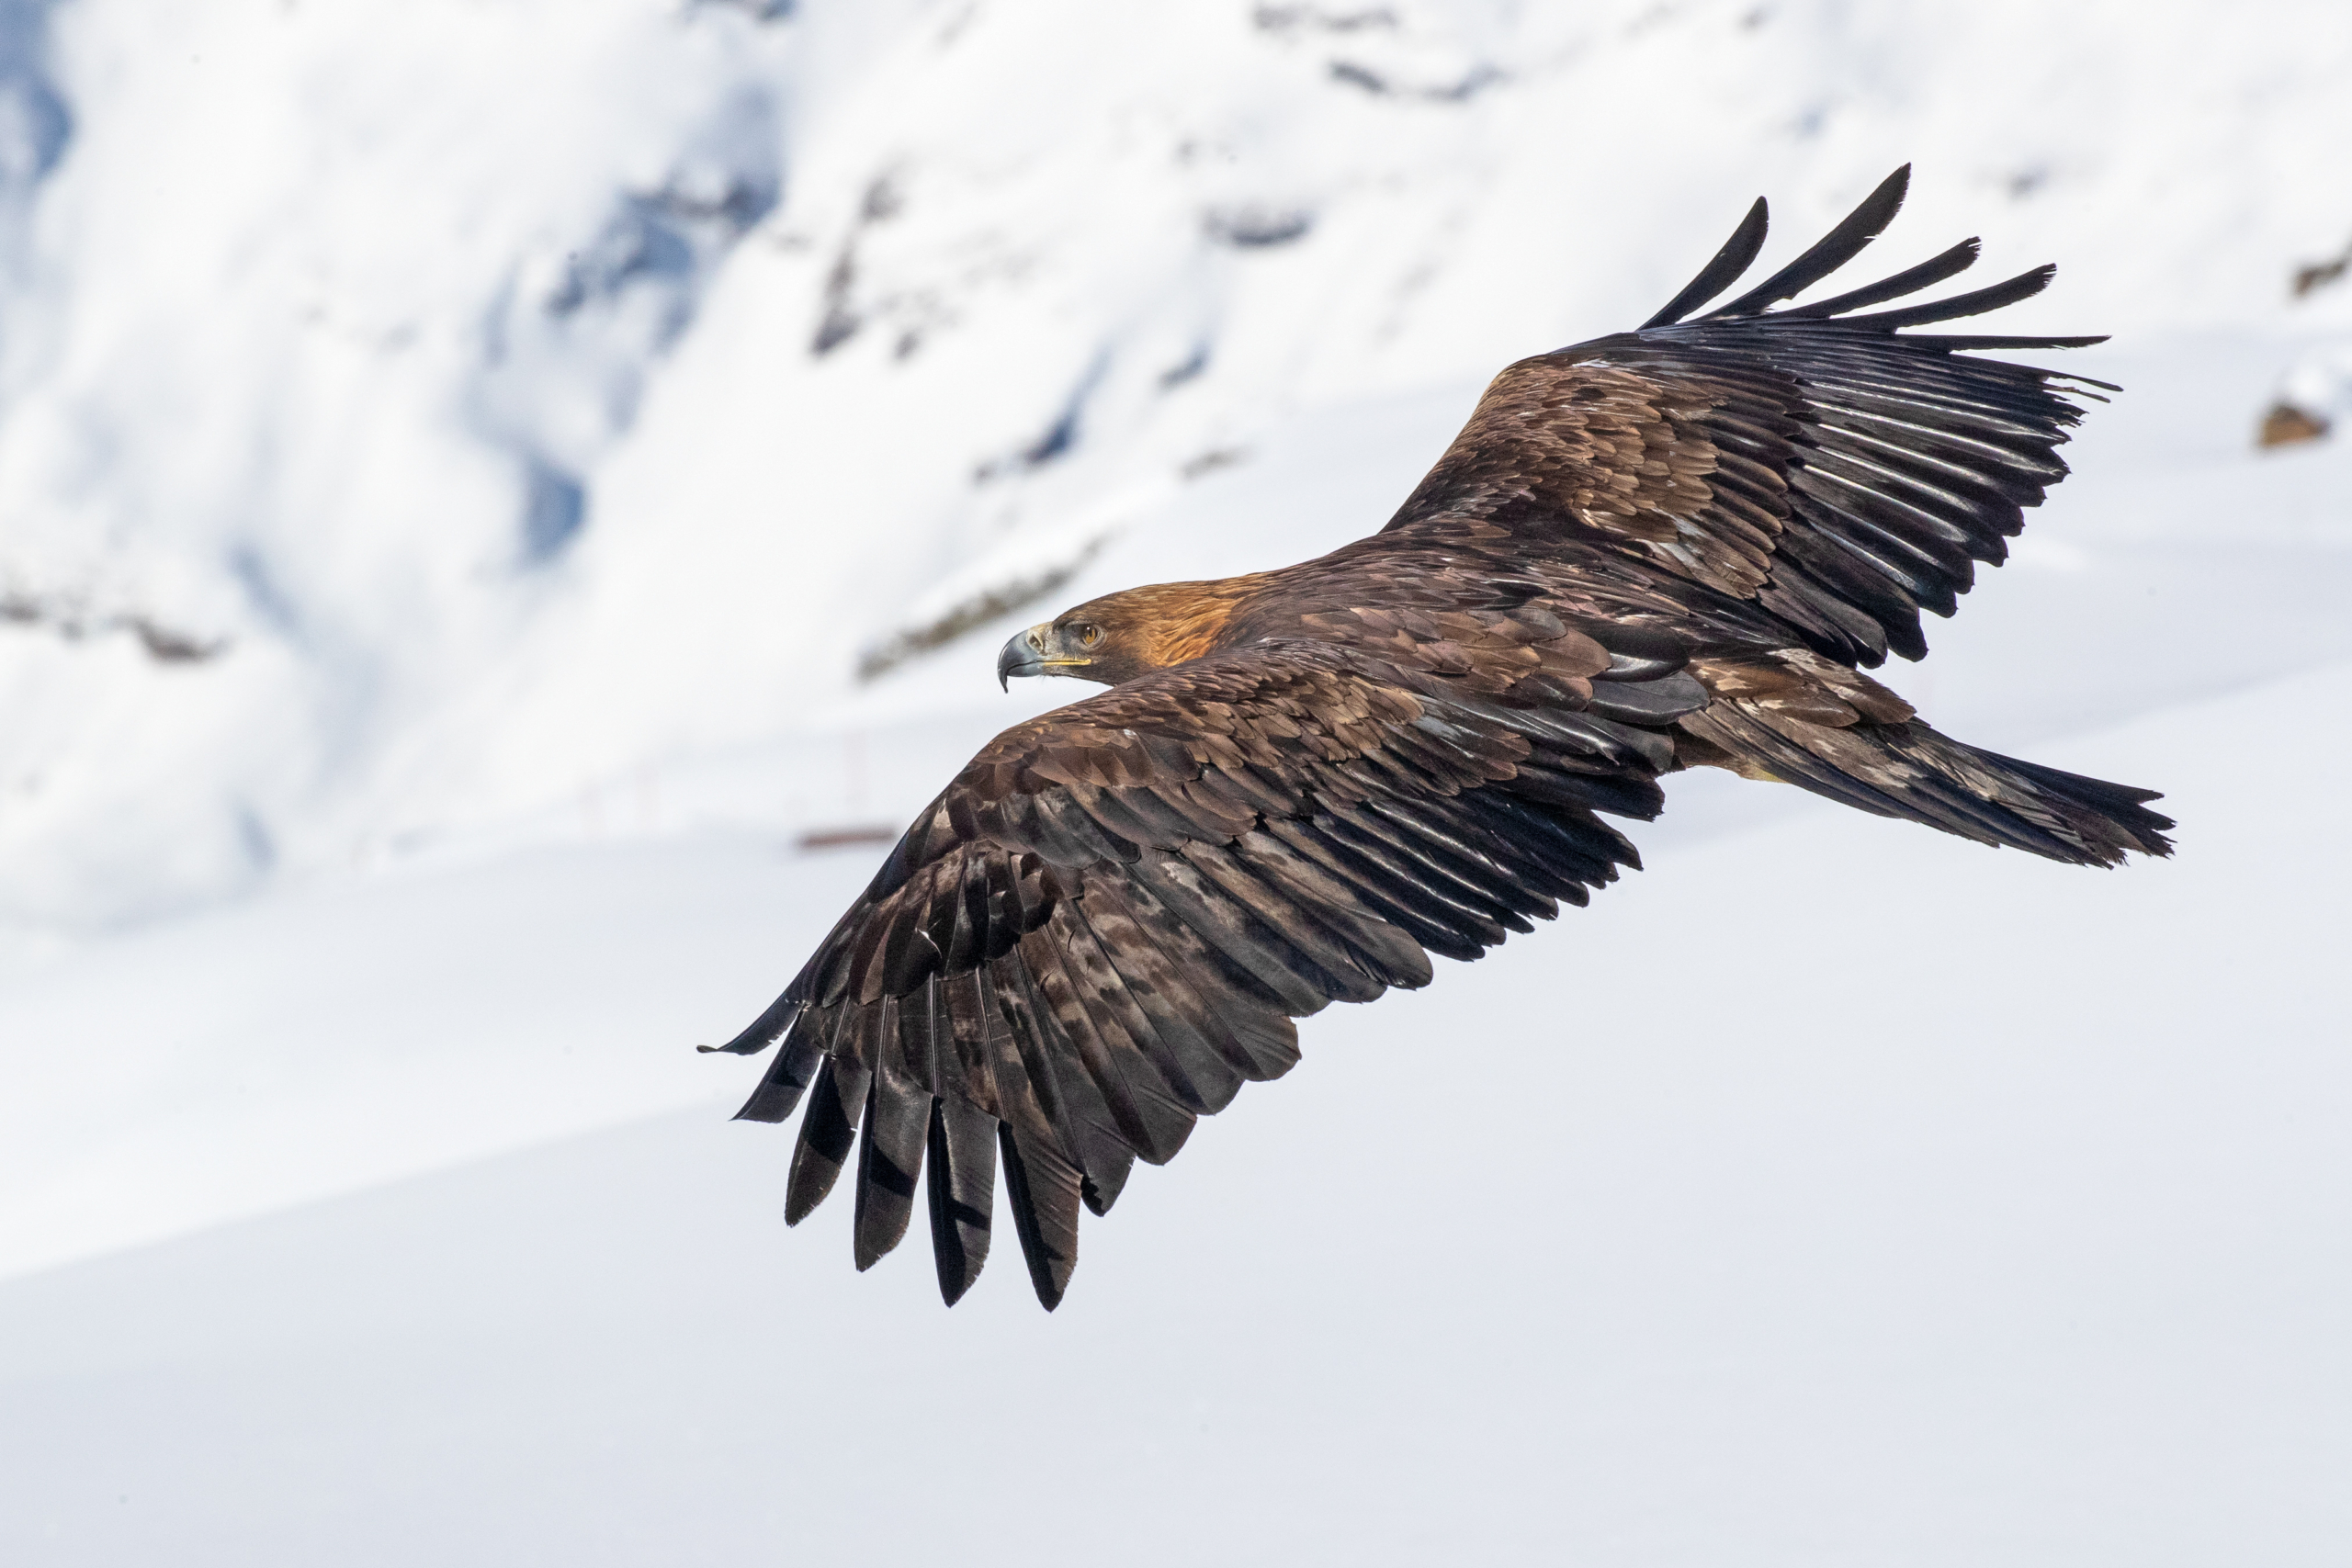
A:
1077;623;1102;647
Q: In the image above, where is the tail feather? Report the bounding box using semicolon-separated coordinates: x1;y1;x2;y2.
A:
1953;743;2176;860
1679;700;2174;866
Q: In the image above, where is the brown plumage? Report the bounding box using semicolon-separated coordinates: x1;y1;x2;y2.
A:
707;166;2173;1309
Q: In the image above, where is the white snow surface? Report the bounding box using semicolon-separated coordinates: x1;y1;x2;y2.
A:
3;2;2351;1562
2;668;2346;1565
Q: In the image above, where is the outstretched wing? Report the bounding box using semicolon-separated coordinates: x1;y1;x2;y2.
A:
1383;164;2110;666
709;643;1672;1308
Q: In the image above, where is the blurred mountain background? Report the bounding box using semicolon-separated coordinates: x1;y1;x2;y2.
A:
2;0;2349;931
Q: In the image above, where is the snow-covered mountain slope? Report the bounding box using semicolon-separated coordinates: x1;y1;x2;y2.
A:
4;0;2352;929
1;661;2344;1567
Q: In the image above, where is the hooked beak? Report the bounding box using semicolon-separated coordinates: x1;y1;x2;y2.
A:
997;625;1047;691
997;623;1088;691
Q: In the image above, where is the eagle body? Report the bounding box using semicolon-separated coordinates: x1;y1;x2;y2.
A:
710;168;2173;1309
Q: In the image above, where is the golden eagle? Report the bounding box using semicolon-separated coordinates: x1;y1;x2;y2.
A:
706;167;2171;1309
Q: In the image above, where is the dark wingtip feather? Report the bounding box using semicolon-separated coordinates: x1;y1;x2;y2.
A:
1704;164;1911;320
1898;333;2108;353
926;1096;997;1306
784;1057;869;1225
731;1007;827;1123
707;987;798;1055
1781;235;1981;320
1080;1155;1134;1216
999;1123;1080;1311
851;1066;929;1270
1640;196;1769;329
1850;264;2055;330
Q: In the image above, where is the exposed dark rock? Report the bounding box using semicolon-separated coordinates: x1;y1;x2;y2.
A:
1252;5;1396;33
810;172;905;356
1158;343;1210;389
1327;58;1500;101
856;540;1105;683
2292;240;2352;299
522;460;588;559
1204;205;1313;248
2257;400;2330;449
1179;446;1249;480
0;588;228;662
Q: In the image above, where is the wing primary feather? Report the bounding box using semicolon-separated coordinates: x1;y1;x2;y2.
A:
924;1093;996;1305
1786;479;1966;600
1781;236;1980;318
1056;898;1239;1116
852;1061;930;1270
706;987;797;1055
731;1004;826;1122
996;951;1143;1212
1025;920;1198;1164
1703;164;1910;318
1124;851;1337;1016
1230;829;1434;989
784;1053;873;1226
1815;406;2067;487
1844;264;2055;329
1065;895;1251;1112
1895;333;2109;352
1639;196;1769;329
1791;365;2089;432
1081;878;1309;1082
1178;840;1390;1003
1794;456;1986;556
923;970;994;1113
894;981;944;1096
999;1122;1082;1311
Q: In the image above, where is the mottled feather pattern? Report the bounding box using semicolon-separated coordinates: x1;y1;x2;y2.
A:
718;166;2174;1308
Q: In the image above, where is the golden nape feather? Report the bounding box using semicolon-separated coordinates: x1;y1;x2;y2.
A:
706;166;2171;1310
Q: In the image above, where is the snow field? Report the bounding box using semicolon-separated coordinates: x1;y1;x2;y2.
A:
0;661;2344;1566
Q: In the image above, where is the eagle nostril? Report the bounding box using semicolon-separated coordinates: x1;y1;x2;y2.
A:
1027;631;1044;651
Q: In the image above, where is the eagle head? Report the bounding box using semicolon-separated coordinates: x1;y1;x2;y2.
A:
996;607;1128;690
998;580;1269;691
